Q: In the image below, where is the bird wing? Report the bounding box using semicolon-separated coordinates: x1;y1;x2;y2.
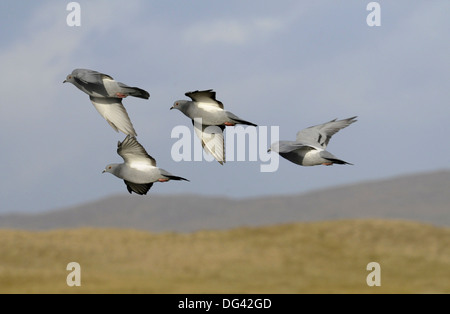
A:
273;141;315;153
73;69;113;84
124;180;153;195
296;116;357;149
117;135;156;167
192;120;225;164
185;89;224;109
89;96;137;137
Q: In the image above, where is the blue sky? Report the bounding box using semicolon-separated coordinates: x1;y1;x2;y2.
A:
0;1;449;214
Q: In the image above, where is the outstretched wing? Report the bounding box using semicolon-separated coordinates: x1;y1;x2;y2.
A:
73;69;113;84
296;116;357;149
124;180;153;195
89;96;137;136
192;119;225;165
271;141;312;153
117;135;156;166
185;89;224;109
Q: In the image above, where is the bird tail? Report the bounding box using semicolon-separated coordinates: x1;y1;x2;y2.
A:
165;175;190;182
127;86;150;99
327;158;353;165
117;82;150;99
227;111;257;127
231;118;258;127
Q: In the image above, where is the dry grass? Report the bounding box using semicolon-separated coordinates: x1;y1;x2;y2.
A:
0;219;449;294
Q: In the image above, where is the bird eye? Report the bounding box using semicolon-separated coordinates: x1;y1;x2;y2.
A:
108;166;112;169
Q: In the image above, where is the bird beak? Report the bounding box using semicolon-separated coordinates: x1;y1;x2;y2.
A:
169;106;174;110
63;80;67;83
102;170;106;173
267;148;271;153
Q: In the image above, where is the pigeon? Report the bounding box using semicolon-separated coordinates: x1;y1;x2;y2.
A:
170;89;257;164
103;135;189;195
63;68;150;136
268;116;357;166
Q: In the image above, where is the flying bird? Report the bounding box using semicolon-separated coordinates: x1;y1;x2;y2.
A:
268;116;357;166
103;135;189;195
63;68;150;136
170;89;257;164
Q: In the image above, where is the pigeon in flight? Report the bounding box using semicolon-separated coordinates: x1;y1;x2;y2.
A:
103;135;189;195
170;89;257;164
268;116;357;166
63;68;150;136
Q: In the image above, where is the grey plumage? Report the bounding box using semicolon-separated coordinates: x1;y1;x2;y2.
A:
170;89;257;164
63;68;150;136
64;69;149;99
103;135;189;195
269;116;357;166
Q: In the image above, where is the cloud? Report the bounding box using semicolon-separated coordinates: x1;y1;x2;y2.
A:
183;17;286;45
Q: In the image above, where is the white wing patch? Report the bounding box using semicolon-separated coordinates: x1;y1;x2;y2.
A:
89;96;137;136
186;90;224;109
197;102;224;113
193;121;225;164
128;161;156;171
102;77;120;97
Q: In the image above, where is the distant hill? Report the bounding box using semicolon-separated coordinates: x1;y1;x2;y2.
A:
0;220;449;293
0;170;449;232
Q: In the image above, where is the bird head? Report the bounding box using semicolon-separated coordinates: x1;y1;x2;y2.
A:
63;74;74;84
102;164;118;175
170;100;187;111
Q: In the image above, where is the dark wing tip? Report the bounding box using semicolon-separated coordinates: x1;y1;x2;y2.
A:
125;181;152;195
118;134;133;146
126;184;133;194
117;135;138;155
185;89;214;95
185;89;216;100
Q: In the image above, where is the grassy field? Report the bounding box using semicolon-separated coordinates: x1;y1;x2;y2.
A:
0;219;449;294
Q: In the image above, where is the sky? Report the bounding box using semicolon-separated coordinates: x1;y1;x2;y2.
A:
0;1;449;214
